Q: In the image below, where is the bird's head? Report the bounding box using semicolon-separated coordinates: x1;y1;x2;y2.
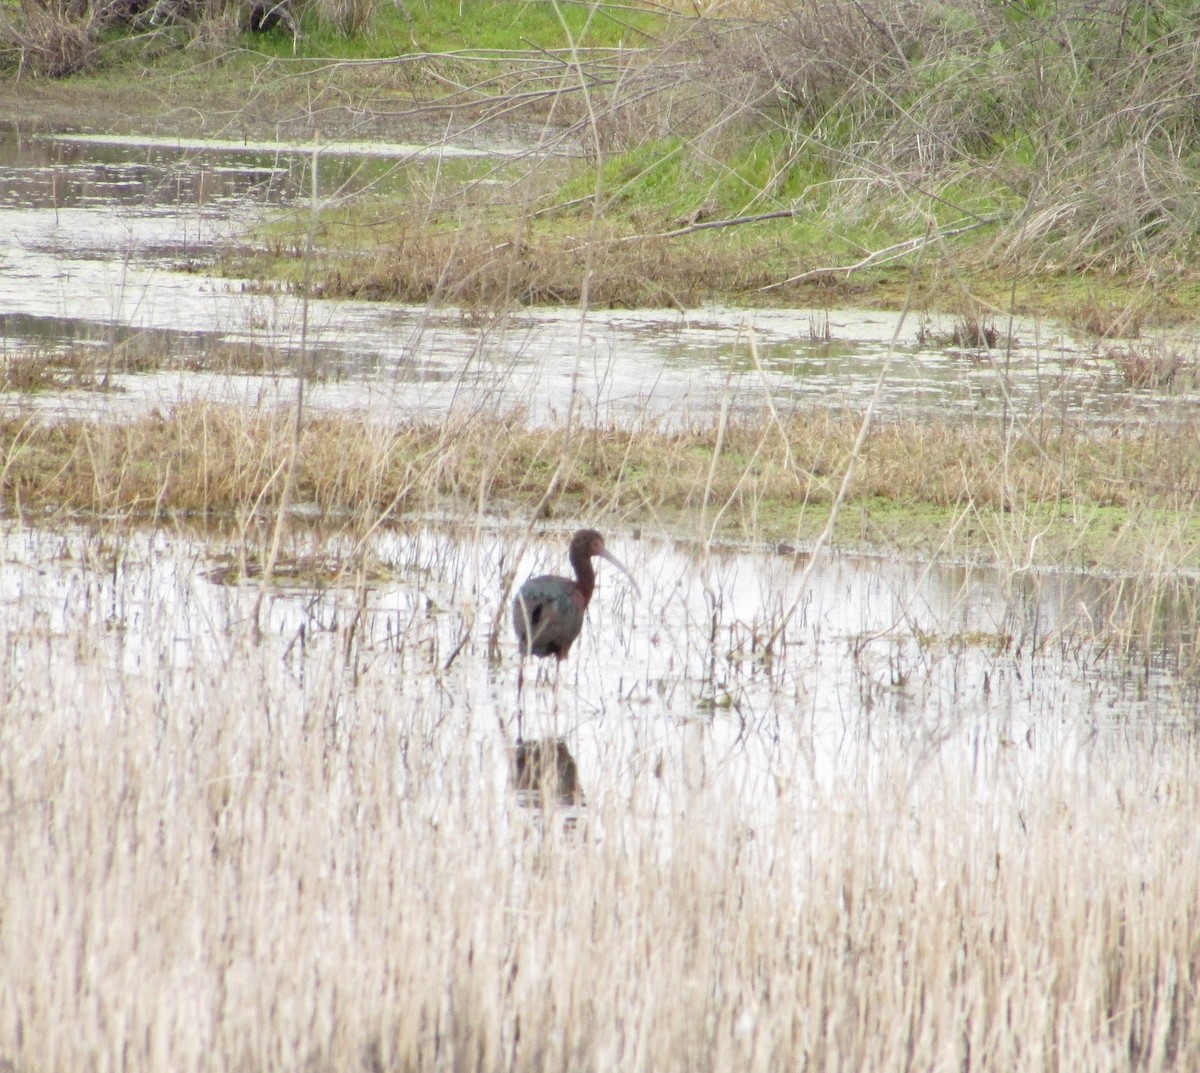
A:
572;529;607;559
570;528;639;595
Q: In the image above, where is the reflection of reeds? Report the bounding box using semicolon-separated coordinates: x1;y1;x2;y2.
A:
2;342;291;391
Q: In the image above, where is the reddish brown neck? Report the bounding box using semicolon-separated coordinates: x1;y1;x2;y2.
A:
570;550;597;604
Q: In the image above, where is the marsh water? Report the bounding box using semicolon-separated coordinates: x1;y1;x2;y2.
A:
2;520;1196;818
0;121;1198;800
5;123;1200;428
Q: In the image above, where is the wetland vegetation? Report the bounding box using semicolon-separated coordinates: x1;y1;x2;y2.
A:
4;393;1200;574
7;0;1200;316
3;1;1200;1071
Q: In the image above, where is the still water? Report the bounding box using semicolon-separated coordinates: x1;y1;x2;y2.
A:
1;520;1194;820
1;123;1195;428
0;123;1197;800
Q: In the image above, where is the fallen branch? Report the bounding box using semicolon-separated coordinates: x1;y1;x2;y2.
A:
577;209;798;252
645;208;798;239
760;215;999;290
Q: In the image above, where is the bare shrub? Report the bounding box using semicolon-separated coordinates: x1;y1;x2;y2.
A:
1107;341;1194;391
698;0;923;124
0;0;295;75
1011;141;1200;273
683;0;1024;169
1066;296;1145;340
640;0;1200;268
4;0;100;75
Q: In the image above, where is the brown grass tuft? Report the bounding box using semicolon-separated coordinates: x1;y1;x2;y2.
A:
312;222;810;310
1067;297;1145;340
1107;341;1197;391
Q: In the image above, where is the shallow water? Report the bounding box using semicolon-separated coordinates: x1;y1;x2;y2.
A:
5;516;1198;1073
2;520;1193;823
0;123;1195;782
2;124;1198;429
1;124;1198;794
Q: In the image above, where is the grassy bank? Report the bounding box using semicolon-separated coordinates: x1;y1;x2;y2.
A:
5;1;1200;321
4;399;1200;574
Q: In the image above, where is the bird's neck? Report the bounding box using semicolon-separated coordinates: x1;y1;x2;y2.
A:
571;553;596;604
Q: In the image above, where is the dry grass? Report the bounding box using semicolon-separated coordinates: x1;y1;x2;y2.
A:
0;400;1192;525
1106;342;1199;391
308;223;813;309
3;397;1200;582
1067;297;1146;341
915;307;1006;350
0;398;1190;542
0;523;1198;1072
0;343;292;395
2;0;99;76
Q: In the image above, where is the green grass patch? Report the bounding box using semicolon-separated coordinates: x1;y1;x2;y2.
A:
255;0;656;60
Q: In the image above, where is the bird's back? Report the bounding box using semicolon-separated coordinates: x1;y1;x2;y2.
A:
512;575;585;658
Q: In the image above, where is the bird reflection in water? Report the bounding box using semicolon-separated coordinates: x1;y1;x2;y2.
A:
511;737;585;810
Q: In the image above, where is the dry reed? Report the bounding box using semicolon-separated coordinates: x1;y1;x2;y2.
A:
2;401;1198;569
0;524;1197;1072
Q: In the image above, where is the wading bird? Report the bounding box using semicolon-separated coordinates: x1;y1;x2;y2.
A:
512;528;636;716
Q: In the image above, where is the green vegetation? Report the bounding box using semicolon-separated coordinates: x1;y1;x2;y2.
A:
6;0;1200;320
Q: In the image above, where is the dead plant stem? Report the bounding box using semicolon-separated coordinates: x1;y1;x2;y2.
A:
761;230;929;655
255;134;319;632
761;216;996;290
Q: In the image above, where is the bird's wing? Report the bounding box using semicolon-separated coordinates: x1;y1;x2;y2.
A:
513;577;583;654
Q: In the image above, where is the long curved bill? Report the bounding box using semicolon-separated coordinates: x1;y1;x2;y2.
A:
599;548;641;598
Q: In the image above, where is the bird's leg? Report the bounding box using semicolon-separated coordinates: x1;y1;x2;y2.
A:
515;659;526;743
551;655;564;713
